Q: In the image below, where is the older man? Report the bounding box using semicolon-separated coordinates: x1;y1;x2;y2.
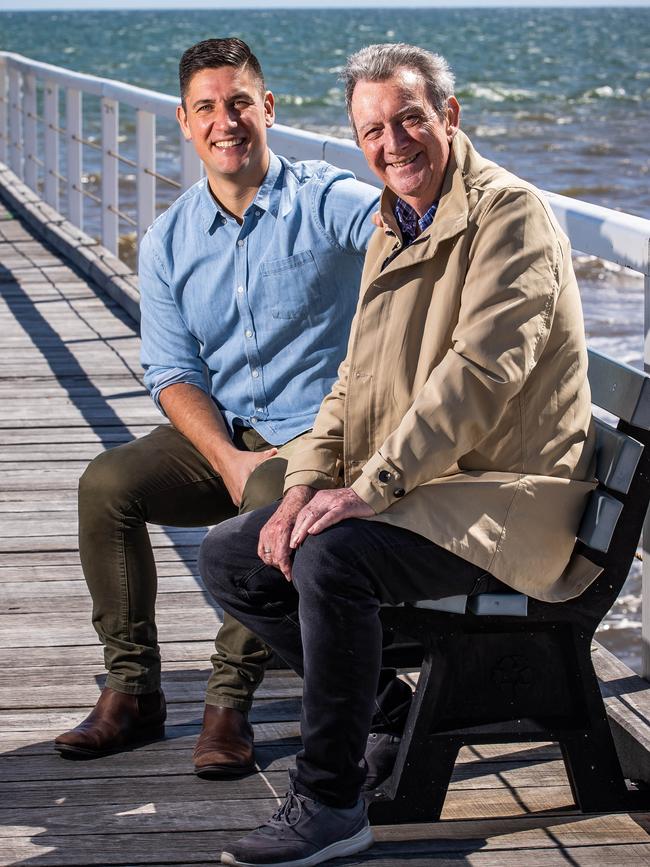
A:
200;43;596;867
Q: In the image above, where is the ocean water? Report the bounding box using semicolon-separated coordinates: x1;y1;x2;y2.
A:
0;6;648;669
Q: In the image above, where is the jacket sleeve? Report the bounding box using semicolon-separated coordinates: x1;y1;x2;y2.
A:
350;187;562;512
139;228;209;414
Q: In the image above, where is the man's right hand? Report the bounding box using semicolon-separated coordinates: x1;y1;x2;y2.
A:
257;485;315;581
218;446;278;507
159;384;278;507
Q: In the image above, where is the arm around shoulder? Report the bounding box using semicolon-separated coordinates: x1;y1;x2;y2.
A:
318;170;380;255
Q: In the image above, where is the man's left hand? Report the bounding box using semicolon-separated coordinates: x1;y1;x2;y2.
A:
290;488;375;549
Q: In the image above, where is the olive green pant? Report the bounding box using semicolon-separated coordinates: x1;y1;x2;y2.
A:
78;423;295;711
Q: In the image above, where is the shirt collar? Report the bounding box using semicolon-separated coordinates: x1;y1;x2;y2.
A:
393;197;438;246
201;149;283;232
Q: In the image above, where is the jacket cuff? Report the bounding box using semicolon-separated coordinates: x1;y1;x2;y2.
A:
350;451;407;513
283;470;338;495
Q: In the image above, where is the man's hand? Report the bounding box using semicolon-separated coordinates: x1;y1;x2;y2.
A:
158;383;277;507
219;447;278;507
258;485;314;581
290;488;375;549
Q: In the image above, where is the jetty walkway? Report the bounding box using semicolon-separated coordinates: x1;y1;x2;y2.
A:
1;168;650;865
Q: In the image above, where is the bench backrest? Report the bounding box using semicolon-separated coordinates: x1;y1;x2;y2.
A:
571;349;650;619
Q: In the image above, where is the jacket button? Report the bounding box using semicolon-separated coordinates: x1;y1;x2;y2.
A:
393;488;406;498
378;470;392;483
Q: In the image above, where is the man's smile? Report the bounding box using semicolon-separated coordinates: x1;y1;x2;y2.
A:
388;153;420;169
212;138;245;149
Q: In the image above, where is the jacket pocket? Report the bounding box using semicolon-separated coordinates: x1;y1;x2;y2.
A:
260;250;321;320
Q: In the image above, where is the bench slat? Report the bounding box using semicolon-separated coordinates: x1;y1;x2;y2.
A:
411;596;468;614
577;489;624;552
466;593;528;616
593;418;644;494
588;349;650;430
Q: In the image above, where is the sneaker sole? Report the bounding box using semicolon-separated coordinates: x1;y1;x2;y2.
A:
220;824;374;867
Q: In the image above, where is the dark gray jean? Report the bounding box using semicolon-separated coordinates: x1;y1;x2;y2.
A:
199;502;498;807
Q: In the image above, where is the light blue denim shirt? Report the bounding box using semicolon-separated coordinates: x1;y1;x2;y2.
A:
139;151;379;446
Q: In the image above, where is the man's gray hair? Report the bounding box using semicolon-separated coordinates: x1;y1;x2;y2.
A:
343;43;455;138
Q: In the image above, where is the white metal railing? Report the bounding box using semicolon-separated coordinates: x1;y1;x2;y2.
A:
1;50;649;675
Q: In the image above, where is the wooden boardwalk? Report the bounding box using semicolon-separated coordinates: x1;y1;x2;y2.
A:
2;197;650;866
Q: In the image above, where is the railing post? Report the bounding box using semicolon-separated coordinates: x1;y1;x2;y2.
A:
66;87;83;229
0;60;8;165
44;79;59;209
8;65;22;179
641;262;650;680
136;108;155;241
101;96;119;254
181;135;202;191
23;72;37;191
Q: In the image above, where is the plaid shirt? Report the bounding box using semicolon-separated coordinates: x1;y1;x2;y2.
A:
394;197;438;246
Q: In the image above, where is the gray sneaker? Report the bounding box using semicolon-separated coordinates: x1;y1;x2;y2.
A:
220;780;373;867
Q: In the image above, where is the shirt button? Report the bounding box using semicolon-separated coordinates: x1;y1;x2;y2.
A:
245;329;253;338
251;416;258;423
378;470;392;484
237;286;244;294
393;488;406;498
251;368;260;378
256;407;264;413
256;210;261;217
237;239;245;247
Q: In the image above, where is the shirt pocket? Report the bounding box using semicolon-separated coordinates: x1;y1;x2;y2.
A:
259;250;321;320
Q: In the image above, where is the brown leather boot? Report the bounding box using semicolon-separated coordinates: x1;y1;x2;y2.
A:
54;687;166;758
193;705;255;778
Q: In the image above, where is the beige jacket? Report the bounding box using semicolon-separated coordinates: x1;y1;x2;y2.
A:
285;130;597;602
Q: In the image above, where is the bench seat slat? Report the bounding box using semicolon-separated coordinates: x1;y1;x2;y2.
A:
466;592;528;616
411;596;468;614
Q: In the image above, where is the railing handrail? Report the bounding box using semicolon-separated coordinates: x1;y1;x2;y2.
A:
0;50;179;118
1;49;649;275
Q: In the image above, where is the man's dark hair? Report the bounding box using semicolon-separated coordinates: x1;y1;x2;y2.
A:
179;38;265;107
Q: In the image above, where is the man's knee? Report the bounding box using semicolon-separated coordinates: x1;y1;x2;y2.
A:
78;437;160;522
199;522;233;599
292;522;365;597
239;456;287;514
79;447;133;513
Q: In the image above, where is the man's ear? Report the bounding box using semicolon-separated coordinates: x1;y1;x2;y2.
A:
264;90;275;128
445;96;461;141
176;104;192;141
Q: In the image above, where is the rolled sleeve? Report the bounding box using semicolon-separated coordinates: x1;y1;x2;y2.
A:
139;229;208;414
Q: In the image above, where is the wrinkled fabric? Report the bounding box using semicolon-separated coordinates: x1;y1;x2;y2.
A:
284;131;597;601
